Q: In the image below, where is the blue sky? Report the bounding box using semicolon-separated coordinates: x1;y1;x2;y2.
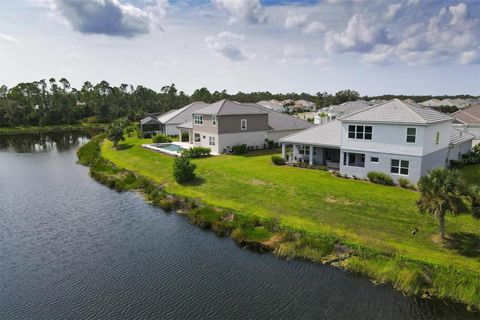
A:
0;0;479;95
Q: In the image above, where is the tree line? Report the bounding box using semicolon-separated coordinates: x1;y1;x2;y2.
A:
1;78;477;128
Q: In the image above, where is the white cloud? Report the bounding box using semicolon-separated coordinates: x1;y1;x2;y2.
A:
460;50;480;65
212;0;265;24
325;13;389;53
285;12;325;34
279;43;328;66
51;0;167;38
206;31;252;62
0;33;19;45
384;3;402;21
67;52;82;60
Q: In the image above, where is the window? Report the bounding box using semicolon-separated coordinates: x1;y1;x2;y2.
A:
194;133;201;142
299;145;309;155
209;136;215;146
371;157;379;163
391;159;409;175
241;119;247;130
212;115;217;126
406;128;416;143
348;125;372;140
194;115;203;125
436;132;440;145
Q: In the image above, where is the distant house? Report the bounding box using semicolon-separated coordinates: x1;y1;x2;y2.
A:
140;102;209;136
140;116;161;135
420;98;473;109
257;100;285;112
281;99;474;183
177;99;312;154
452;104;480;141
314;100;371;124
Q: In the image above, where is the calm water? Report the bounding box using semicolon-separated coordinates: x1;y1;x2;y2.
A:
0;132;478;320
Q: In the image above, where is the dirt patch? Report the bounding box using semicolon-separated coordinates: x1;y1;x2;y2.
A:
250;179;268;186
261;234;284;249
325;196;357;206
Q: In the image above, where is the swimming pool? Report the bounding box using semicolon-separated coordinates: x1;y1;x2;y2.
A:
142;142;189;156
153;143;185;153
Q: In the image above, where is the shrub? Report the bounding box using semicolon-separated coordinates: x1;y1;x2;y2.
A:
182;146;211;158
173;156;197;183
398;177;413;189
152;133;172;143
271;155;286;165
232;144;247;154
367;171;394;186
267;140;275;149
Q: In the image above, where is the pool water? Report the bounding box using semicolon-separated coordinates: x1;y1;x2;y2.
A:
155;143;184;152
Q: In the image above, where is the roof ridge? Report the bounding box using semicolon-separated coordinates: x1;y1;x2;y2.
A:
339;99;392;120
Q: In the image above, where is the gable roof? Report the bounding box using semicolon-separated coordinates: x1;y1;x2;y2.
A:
195;99;268;115
140;116;160;125
449;128;475;146
341;99;452;125
279;120;341;147
328;100;372;117
157;102;209;124
254;104;313;131
452;104;480;124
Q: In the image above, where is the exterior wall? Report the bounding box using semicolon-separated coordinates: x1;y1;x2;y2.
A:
467;125;480;139
192;131;220;154
339;149;424;183
218;114;269;134
422;121;451;155
420;147;448;176
165;124;180;136
218;131;267;153
192;115;218;134
448;141;473;161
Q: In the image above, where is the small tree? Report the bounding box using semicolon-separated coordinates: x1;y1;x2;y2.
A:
107;118;128;149
417;168;467;240
173;156;196;183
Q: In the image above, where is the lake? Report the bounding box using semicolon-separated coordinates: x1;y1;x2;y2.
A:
0;132;477;319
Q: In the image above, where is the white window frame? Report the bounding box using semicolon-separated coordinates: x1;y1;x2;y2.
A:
212;115;217;126
406;127;416;143
209;136;215;146
391;159;409;176
371;157;379;163
194;115;203;125
348;125;372;140
241;119;247;131
194;133;201;142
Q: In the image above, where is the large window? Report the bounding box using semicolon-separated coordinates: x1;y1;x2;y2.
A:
406;128;416;143
209;136;215;146
391;159;409;175
348;125;372;140
194;133;201;142
299;145;316;156
212;115;217;126
194;115;203;125
241;119;247;130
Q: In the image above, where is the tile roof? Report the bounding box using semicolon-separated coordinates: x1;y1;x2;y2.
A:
340;99;453;124
254;104;313;131
157;102;209;124
279;120;341;147
195;99;267;115
449;128;475;145
452;104;480;124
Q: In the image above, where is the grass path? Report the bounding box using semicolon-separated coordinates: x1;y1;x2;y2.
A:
102;138;480;274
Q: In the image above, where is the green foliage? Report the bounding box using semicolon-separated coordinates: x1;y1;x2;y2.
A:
107;118;128;148
271;155;286;165
451;145;480;168
367;171;394;186
398;177;413;189
77;133;106;165
173;156;197;183
152;133;172;143
181;146;211;158
436;105;459;114
231;144;247;154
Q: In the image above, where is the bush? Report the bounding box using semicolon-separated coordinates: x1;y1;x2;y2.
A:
398;177;413;189
232;144;247;154
152;133;172;143
182;146;211;158
267;140;275;149
367;171;394;186
173;156;197;183
271;155;286;165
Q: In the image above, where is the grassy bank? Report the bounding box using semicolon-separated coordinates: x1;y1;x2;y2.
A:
0;123;106;135
461;164;480;186
79;136;480;310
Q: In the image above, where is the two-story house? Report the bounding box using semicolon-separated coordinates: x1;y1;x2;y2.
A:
280;99;475;183
177;99;312;154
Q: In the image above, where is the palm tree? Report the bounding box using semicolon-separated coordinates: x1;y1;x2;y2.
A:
417;167;467;240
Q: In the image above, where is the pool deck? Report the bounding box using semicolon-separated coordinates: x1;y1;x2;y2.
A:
142;142;219;156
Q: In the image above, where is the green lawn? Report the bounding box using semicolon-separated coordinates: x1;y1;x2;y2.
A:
461;164;480;186
102;137;480;274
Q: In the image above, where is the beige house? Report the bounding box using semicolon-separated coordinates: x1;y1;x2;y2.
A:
177;99;312;154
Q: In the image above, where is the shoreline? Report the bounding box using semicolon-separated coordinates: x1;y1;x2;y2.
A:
0;124;106;135
77;135;480;312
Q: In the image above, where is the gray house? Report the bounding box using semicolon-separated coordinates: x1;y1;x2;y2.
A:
281;99;475;183
177;99;312;154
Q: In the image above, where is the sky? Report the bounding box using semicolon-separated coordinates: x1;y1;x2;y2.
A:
0;0;479;96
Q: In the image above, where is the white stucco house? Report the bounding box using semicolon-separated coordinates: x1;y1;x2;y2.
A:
280;99;475;183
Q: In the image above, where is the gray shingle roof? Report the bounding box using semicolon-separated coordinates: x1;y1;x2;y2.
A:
254;104;313;131
452;104;480;124
157;102;209;124
140;116;160;125
279;120;341;147
450;128;475;146
341;99;453;124
328;100;371;116
195;99;267;115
